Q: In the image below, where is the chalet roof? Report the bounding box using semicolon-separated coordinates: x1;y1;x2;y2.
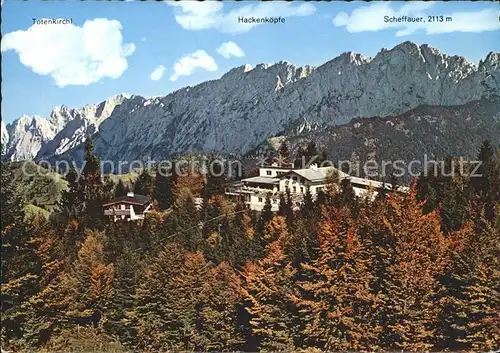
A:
242;176;280;184
281;167;347;183
347;176;385;189
103;194;151;206
259;165;293;170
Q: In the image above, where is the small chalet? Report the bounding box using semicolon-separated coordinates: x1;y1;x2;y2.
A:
103;192;152;222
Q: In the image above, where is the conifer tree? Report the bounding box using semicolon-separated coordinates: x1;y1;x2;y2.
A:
62;230;115;329
167;192;203;251
173;172;205;200
364;190;449;351
20;217;69;347
133;168;154;196
114;179;129;198
283;218;318;267
293;212;376;351
202;195;233;263
294;146;305;169
59;167;83;220
436;218;500;351
79;136;107;228
261;193;274;224
104;246;141;348
301;187;314;219
278;142;290;163
305;141;319;164
241;242;298;351
315;189;327;208
195;262;244;351
339;178;357;208
472;140;498;220
278;192;287;217
285;188;294;228
133;247;209;351
130;243;186;350
263;215;289;248
1;160;35;348
256;193;274;244
204;157;227;197
230;203;263;265
153;165;173;210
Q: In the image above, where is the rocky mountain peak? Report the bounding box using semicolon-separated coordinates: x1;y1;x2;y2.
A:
1;120;9;148
340;51;371;65
394;40;421;53
479;52;499;71
3;94;133;161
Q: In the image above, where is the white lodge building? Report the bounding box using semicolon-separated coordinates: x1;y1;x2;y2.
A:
225;163;397;212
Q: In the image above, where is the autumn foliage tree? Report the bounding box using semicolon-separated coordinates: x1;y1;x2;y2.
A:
62;230;115;329
241;242;298;351
362;188;449;351
292;207;377;351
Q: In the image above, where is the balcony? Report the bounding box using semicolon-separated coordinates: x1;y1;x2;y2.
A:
104;209;132;216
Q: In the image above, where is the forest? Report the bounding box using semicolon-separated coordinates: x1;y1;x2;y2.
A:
1;138;499;352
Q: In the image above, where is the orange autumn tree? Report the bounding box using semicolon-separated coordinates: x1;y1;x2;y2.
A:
62;230;115;329
173;172;205;201
292;206;377;351
264;215;289;248
241;241;298;352
365;187;449;351
22;216;69;347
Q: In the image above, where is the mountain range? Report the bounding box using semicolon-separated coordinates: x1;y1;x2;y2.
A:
2;41;499;167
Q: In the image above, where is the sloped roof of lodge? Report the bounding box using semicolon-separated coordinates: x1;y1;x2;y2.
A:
241;176;280;184
281;167;348;183
103;194;151;206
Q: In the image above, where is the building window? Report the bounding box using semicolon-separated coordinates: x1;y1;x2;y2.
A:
300;187;304;193
273;199;277;204
258;197;263;203
293;176;298;181
266;170;272;176
318;187;323;192
293;186;297;192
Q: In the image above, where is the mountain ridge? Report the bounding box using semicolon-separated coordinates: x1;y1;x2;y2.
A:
2;41;499;164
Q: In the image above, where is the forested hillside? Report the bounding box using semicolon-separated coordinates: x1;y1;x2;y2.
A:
1;138;499;352
255;99;500;176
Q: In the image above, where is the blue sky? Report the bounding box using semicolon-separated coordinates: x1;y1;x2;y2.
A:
2;0;499;124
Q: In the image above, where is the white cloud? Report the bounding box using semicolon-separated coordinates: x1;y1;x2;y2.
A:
141;37;147;42
170;50;218;82
217;41;245;59
168;1;316;34
168;1;224;31
1;18;135;87
149;65;166;81
333;2;500;36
